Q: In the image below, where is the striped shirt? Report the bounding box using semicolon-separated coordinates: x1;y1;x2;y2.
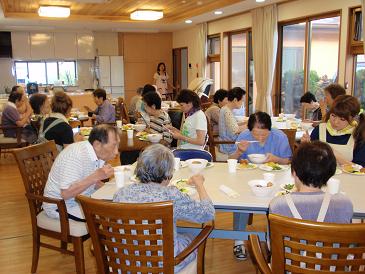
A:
149;110;173;143
43;141;105;219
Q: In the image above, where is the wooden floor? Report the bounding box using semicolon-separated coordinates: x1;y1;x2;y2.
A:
0;153;267;274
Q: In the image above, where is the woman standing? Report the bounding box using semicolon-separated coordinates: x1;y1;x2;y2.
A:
167;89;207;150
153;62;170;98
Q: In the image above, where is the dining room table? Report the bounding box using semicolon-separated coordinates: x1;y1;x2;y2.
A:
91;162;365;241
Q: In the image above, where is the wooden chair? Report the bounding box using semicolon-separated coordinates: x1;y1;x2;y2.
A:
0;125;27;156
78;196;213;274
69;120;81;128
206;117;235;162
201;101;213;112
115;97;130;124
12;141;90;274
281;128;297;153
249;214;365;273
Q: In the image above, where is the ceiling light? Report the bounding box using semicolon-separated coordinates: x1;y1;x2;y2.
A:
256;0;266;2
130;10;163;21
38;6;70;18
185;19;192;24
214;10;223;15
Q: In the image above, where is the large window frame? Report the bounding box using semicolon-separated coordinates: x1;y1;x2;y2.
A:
275;11;341;115
228;29;253;115
14;60;77;86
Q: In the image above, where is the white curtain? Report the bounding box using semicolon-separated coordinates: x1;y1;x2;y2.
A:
251;4;278;115
197;22;208;78
362;0;365;52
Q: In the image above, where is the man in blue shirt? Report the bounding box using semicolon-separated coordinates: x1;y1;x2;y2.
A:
229;111;292;260
85;88;115;124
229;111;292;164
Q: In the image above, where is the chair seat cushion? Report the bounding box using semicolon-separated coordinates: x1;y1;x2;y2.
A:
177;258;197;274
36;211;88;237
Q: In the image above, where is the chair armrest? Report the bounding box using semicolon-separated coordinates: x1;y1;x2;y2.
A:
248;234;272;274
174;225;213;265
26;193;70;242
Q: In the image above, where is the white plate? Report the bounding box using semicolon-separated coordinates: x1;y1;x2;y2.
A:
170;179;196;196
237;163;258;170
259;164;290;172
180;161;188;168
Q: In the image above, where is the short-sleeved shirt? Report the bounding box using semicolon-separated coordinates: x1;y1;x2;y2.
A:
205;104;220;134
219;105;239;154
154;72;169;95
43;141;105;219
1;102;20;137
269;192;353;223
236;128;292;160
43;117;74;148
94;99;115;124
180;110;207;150
149;110;173;143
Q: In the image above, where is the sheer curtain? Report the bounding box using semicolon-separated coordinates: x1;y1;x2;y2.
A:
251;4;278;115
197;22;208;78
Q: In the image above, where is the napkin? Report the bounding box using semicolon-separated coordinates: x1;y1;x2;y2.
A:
219;185;240;198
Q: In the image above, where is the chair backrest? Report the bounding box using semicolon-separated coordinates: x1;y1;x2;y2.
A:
77;196;175;274
172;148;213;162
281;128;297;153
115;97;130;123
205;117;217;161
12;141;58;215
269;214;365;273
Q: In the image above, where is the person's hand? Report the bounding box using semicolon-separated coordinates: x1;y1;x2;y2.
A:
301;130;311;143
236;140;250;152
188;174;205;188
94;180;104;189
265;153;279;163
74;133;84;142
94;164;114;181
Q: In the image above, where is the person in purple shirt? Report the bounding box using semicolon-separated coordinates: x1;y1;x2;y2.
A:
85;88;115;124
228;111;292;261
229;111;292;164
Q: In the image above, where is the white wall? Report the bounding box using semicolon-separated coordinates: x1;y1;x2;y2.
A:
0;59;16;94
173;0;361;90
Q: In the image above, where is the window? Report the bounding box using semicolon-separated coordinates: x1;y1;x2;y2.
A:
207;35;221;93
15;61;77;86
354;54;365;109
229;31;255;115
279;14;341;115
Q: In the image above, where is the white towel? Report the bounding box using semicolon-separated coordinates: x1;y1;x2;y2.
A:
219;185;240;198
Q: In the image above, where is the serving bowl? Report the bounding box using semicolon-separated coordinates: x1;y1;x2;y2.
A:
134;123;146;132
147;133;162;143
186;158;209;174
248;154;267;164
248;179;275;197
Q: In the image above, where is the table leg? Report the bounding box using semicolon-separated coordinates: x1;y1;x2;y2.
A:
233;213;250;240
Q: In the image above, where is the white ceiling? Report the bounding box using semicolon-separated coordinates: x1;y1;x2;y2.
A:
0;0;287;33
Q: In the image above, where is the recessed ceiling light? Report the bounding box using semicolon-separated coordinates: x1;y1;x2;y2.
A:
182;0;186;3
256;0;266;2
130;10;163;21
38;6;70;18
197;1;203;5
185;19;193;24
214;10;223;15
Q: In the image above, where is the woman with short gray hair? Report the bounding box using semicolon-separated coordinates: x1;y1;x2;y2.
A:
113;144;215;273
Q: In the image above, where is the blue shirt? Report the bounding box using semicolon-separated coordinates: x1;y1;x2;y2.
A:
236;128;292;160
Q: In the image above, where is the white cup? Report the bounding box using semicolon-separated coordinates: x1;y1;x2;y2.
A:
174;157;181;171
116;120;123;128
127;129;134;139
327;178;340;194
263;173;275;184
227;159;238;173
114;170;125;189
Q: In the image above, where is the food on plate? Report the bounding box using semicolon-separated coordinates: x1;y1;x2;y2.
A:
175;179;191;194
121;124;134;131
255;182;273;188
361;167;365;173
342;164;365;175
238;159;256;169
192;161;202;164
283;183;295;191
80;127;92;136
266;162;282;170
136;131;148;137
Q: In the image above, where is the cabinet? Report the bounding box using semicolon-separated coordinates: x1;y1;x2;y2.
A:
77;33;95;59
54;33;77;59
30;33;55;59
11;32;31;59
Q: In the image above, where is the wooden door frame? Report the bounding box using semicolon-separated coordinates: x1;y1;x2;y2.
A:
173;47;188;94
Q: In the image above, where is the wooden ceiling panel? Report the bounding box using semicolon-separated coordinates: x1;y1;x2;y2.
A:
1;0;243;23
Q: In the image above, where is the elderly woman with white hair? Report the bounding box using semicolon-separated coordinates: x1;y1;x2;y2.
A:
113;144;215;272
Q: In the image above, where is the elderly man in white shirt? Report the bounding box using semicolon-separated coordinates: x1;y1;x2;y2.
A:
43;124;120;221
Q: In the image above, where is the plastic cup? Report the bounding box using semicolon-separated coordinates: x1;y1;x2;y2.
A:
114;170;125;189
327;178;340;194
174;158;181;171
227;159;238;173
116;120;123;128
263;173;275;184
127;129;134;139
